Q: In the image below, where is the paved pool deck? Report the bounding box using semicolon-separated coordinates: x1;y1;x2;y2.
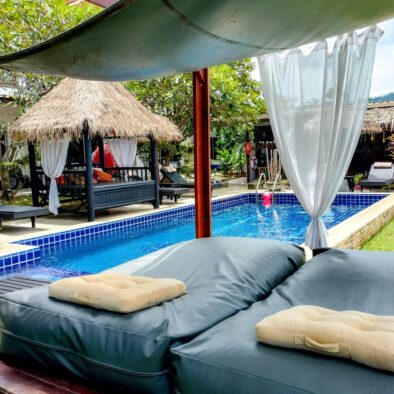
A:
1;182;393;256
0;182;248;245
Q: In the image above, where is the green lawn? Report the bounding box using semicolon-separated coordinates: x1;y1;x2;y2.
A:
1;194;33;206
362;219;394;251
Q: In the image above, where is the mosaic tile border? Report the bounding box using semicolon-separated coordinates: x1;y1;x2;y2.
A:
0;247;40;275
0;192;388;273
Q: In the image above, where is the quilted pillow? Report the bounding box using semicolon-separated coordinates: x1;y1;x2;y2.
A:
256;305;394;372
49;272;186;313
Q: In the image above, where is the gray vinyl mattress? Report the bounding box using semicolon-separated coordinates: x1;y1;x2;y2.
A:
0;237;304;393
171;248;394;394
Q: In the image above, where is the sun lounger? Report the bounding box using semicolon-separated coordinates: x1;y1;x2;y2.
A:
0;205;49;228
159;187;189;203
359;162;394;191
160;167;223;190
172;248;394;394
0;237;304;393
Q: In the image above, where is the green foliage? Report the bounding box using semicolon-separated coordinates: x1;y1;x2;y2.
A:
159;142;178;165
0;0;99;54
216;143;246;177
353;173;364;185
177;139;194;176
0;0;100;109
0;160;24;174
0;0;99;199
126;59;266;150
137;143;151;166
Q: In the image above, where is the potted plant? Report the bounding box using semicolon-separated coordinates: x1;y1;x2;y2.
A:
353;173;364;191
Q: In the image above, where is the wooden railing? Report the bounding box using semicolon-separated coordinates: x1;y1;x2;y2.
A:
35;165;152;205
100;166;151;182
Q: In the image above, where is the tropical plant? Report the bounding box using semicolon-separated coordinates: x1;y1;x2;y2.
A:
0;0;99;108
126;59;266;151
353;173;364;185
216;143;246;177
216;147;233;177
0;0;100;199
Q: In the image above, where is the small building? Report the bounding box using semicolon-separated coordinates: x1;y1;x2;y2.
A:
9;78;182;221
253;102;394;179
349;101;394;174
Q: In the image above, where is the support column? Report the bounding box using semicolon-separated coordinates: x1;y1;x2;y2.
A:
150;136;160;209
193;68;212;238
83;128;95;221
28;142;39;206
246;130;251;183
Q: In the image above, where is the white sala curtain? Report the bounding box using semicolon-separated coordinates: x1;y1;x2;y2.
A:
41;138;69;215
107;138;137;179
258;26;382;249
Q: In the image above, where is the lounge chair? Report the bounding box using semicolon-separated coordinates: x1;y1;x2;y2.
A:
359;162;394;191
0;205;49;228
172;248;394;394
0;238;304;393
160;167;224;190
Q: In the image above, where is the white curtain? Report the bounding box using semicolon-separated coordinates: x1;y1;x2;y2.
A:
107;138;137;175
41;138;69;215
258;26;382;249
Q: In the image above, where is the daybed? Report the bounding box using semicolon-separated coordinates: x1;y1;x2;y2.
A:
172;248;394;394
160;167;224;190
359;162;394;191
0;237;304;393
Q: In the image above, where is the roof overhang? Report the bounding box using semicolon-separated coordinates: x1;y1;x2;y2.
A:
1;0;394;81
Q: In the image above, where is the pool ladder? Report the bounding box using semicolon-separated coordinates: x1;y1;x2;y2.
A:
255;172;282;204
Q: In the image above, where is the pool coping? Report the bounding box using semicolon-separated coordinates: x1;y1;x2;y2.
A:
327;193;394;249
0;192;391;273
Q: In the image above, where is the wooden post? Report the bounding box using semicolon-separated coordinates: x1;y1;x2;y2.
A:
150;136;160;209
246;130;251;183
98;136;105;169
193;68;212;238
83;128;95;221
28;142;39;206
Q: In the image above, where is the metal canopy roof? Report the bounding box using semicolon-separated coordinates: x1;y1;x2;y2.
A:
1;0;394;81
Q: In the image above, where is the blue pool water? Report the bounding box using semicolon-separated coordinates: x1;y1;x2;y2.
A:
12;202;365;280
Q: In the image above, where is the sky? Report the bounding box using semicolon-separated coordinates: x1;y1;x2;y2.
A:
251;18;394;98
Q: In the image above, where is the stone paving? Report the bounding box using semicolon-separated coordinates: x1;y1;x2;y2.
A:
0;180;248;244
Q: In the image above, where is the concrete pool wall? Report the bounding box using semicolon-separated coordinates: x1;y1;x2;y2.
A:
327;193;394;249
0;192;392;274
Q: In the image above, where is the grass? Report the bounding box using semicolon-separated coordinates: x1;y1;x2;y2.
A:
1;194;33;206
362;219;394;251
1;193;80;210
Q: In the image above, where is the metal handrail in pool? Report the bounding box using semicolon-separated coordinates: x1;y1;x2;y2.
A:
255;172;267;202
272;173;282;204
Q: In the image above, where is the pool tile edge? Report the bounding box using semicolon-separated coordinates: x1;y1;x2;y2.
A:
327;193;394;249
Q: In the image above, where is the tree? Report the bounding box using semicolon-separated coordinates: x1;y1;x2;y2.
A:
0;0;99;198
126;59;266;150
0;0;99;108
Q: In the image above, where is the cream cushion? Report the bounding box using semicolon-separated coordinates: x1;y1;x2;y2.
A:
48;272;186;313
255;305;394;372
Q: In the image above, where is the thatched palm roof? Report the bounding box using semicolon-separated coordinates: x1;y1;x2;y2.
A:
362;102;394;134
10;78;182;142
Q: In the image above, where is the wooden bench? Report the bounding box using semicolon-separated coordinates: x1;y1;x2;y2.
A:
159;187;189;203
0;205;49;228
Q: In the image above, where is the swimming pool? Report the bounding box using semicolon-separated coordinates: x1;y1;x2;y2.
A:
1;192;387;280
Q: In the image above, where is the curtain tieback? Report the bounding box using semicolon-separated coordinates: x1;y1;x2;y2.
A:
305;217;329;250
